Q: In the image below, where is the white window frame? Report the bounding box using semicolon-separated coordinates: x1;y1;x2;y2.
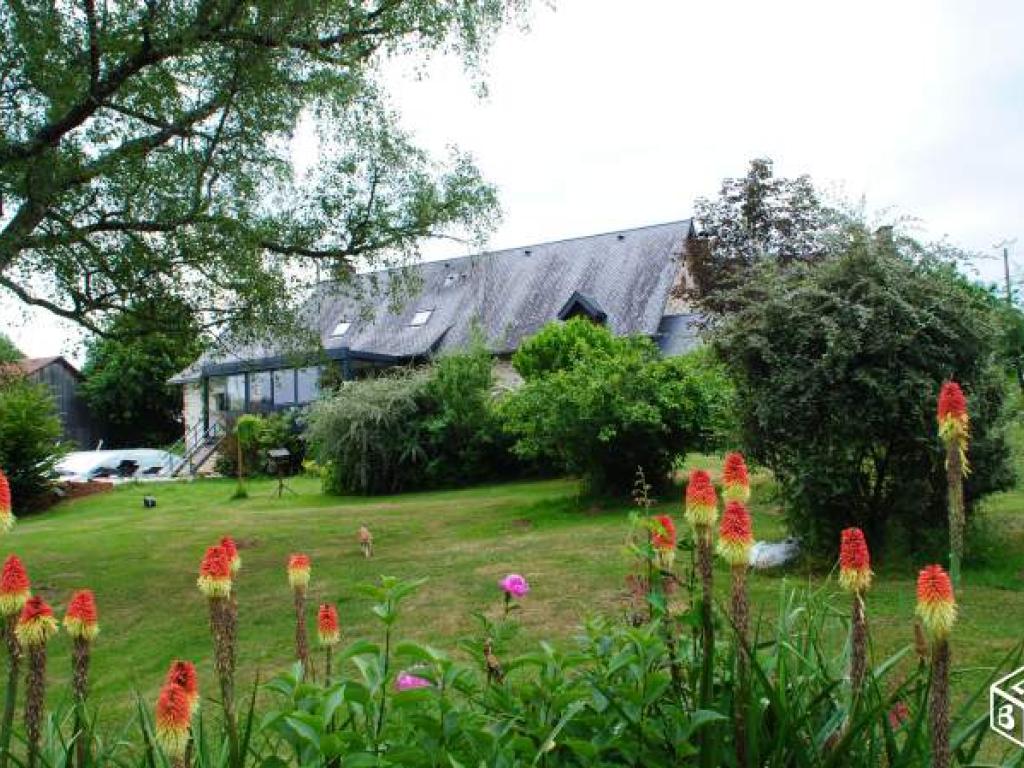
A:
410;309;433;327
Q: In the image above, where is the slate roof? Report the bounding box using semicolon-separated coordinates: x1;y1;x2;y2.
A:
171;219;694;383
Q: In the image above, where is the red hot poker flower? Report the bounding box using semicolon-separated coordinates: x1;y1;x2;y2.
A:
287;553;311;590
915;564;957;641
317;603;340;647
0;468;12;533
838;528;873;593
650;515;676;551
685;469;718;528
165;660;199;715
220;536;241;575
937;381;969;442
16;595;58;647
64;589;99;641
154;682;192;759
197;546;232;598
717;501;753;567
722;452;751;503
0;554;30;616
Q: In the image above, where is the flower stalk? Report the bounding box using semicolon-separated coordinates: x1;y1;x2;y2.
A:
685;468;719;748
937;381;969;587
839;527;873;700
0;469;14;535
64;590;99;768
155;681;193;768
718;497;753;768
0;555;30;768
916;564;957;768
16;596;58;768
197;545;239;768
288;554;312;679
317;603;340;683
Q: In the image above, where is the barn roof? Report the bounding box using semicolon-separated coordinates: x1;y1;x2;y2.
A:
171;219;693;382
18;356;82;378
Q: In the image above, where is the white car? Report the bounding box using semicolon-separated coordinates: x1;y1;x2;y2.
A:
55;449;182;483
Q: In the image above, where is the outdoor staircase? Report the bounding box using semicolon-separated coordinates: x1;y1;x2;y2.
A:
167;422;226;478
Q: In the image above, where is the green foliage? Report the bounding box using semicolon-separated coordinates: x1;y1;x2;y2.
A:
80;297;205;448
0;334;21;364
0;377;65;510
0;0;527;338
501;332;735;493
691;157;844;311
306;346;513;494
254;577;1018;768
216;411;307;478
713;227;1014;556
512;316;621;380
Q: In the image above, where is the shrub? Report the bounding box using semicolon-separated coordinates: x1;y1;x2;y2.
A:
305;370;431;494
0;377;65;511
512;316;622;380
500;337;735;494
712;228;1014;556
306;345;514;495
216;411;308;478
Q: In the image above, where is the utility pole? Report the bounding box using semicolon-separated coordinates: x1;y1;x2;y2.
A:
994;238;1022;392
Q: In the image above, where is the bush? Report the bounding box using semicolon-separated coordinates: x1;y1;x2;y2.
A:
0;376;65;511
712;228;1014;556
512;316;621;379
215;411;308;478
500;333;735;494
306;345;514;495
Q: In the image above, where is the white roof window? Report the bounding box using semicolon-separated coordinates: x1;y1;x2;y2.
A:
410;309;433;327
331;320;352;337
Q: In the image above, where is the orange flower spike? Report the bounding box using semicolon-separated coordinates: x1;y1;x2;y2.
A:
838;528;873;594
0;468;13;533
220;536;241;575
937;381;969;443
15;595;58;647
154;682;192;759
685;469;719;528
650;515;677;552
722;452;751;503
197;546;232;598
717;501;754;566
317;603;340;647
287;554;311;591
165;661;200;716
0;554;30;617
915;564;957;642
64;589;99;641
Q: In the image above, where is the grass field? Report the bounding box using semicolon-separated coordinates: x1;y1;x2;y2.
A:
5;454;1024;737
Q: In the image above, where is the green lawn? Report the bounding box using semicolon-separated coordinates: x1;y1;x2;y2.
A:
4;462;1024;735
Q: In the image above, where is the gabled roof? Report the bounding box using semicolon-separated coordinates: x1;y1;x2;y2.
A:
18;356;82;379
172;219;693;382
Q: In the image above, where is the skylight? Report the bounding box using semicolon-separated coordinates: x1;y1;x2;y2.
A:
410;309;433;327
331;320;351;337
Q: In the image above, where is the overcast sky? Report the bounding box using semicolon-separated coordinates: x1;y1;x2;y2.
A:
5;0;1022;362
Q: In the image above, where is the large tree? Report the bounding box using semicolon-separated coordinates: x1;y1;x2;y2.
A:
688;158;844;311
80;295;206;447
0;0;527;339
712;226;1013;557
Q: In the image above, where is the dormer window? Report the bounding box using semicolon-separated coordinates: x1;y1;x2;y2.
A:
331;320;352;337
410;309;433;327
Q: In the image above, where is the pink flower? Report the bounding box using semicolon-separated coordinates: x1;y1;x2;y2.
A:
395;672;431;692
499;574;529;598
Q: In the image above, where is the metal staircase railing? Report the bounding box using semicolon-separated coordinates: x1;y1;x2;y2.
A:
163;421;225;477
